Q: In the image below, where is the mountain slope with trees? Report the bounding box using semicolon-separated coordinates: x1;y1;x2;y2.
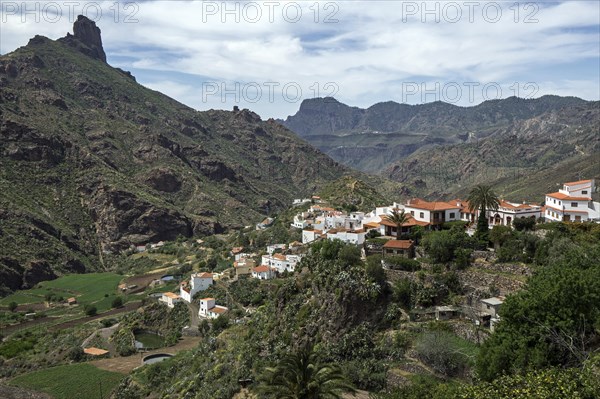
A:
0;17;351;294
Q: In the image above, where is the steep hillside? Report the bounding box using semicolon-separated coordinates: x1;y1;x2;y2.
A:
0;16;349;294
281;96;589;172
385;102;600;201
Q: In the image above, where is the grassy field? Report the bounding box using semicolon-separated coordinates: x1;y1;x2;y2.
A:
10;363;124;399
0;273;124;312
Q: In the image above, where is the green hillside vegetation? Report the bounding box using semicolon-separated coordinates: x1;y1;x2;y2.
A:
106;221;600;399
10;364;123;399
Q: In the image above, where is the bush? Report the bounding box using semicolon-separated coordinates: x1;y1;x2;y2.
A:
8;301;18;312
513;217;536;231
384;256;420;271
112;297;124;308
415;331;470;377
84;305;97;316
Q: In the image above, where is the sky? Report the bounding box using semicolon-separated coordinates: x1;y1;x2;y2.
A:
1;0;599;119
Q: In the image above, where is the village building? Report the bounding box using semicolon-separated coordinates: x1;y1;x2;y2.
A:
480;297;504;331
160;292;182;308
382;240;415;258
199;298;228;319
404;198;462;226
252;265;276;280
234;258;256;277
545;179;600;222
326;228;366;245
302;229;325;244
379;214;430;237
261;253;302;273
67;297;77;305
180;272;213;303
485;200;542;226
266;244;287;255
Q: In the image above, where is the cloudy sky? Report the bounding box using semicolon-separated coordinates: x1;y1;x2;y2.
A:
1;1;599;118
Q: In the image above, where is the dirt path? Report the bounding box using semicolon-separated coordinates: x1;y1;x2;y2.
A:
90;336;202;374
123;271;166;294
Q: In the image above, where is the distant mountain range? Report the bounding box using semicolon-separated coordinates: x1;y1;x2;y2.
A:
0;16;352;293
280;96;590;173
386;101;600;201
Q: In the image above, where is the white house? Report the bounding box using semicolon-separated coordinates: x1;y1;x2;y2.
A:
252;265;276;280
302;229;324;244
198;298;228;319
484;200;542;226
266;244;287;255
326;229;366;245
159;292;182;308
261;253;302;273
180;272;213;303
545;179;600;222
404;198;462;226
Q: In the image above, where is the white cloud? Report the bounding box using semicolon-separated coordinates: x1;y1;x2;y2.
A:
1;1;598;118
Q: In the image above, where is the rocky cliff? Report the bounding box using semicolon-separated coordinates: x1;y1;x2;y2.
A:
0;16;349;294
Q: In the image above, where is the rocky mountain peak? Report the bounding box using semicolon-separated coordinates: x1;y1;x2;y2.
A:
59;15;106;62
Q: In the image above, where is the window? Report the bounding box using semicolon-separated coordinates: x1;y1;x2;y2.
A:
420;212;424;218
582;190;588;194
449;212;455;219
575;216;582;221
410;211;414;216
571;202;578;207
553;199;556;204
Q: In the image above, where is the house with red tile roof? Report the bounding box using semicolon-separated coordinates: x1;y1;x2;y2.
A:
252;265;276;280
404;198;462;226
160;292;182;308
382;239;415;258
199;298;228;319
545;179;599;222
180;272;214;303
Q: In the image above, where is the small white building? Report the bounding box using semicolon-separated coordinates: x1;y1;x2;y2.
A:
199;298;228;319
302;229;324;244
160;292;182;308
180;272;213;303
261;253;302;273
481;297;504;332
252;265;276;280
326;229;366;245
266;244;287;255
545;179;600;222
484;200;542;226
404;198;462;226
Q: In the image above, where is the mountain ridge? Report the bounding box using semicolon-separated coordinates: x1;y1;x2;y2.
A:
0;16;354;294
280;95;591;172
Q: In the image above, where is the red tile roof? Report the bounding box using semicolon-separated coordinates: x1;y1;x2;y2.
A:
406;199;461;211
210;306;228;314
547;192;590;201
564;179;592;186
383;240;415;249
84;347;109;356
252;265;270;273
380;215;430;227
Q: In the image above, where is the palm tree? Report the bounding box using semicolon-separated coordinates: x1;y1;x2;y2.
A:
258;347;356;399
385;208;409;240
467;185;500;241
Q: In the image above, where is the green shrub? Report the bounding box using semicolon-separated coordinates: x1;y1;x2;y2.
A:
384;256;421;271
